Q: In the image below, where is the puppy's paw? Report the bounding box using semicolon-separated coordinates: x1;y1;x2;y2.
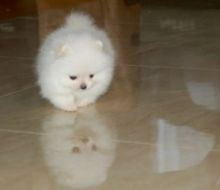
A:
61;103;77;112
77;98;95;108
51;96;77;111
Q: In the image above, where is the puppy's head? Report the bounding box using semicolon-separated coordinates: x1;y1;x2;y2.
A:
52;35;114;92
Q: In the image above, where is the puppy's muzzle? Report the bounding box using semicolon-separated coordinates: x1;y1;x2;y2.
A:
80;83;87;90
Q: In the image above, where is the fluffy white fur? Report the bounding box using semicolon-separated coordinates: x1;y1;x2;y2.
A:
36;12;115;111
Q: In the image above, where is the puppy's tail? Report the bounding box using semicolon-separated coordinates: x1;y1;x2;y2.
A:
65;12;94;30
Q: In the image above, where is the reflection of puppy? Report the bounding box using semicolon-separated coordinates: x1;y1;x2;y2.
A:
41;107;116;188
36;12;115;111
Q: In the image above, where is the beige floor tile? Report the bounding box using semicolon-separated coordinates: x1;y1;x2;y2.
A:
0;131;220;190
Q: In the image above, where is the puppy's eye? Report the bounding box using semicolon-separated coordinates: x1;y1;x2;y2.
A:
70;76;77;80
89;74;94;78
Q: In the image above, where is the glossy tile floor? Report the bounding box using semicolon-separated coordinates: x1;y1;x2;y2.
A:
1;0;220;189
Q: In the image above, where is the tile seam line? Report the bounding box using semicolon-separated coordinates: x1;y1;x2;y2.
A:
0;129;219;152
0;85;36;99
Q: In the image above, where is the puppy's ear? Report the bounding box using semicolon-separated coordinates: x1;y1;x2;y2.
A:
95;40;103;49
56;44;69;57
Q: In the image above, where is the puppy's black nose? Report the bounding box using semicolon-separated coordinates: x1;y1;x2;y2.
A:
80;84;87;90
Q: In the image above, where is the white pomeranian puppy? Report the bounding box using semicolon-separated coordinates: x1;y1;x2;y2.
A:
36;12;115;111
